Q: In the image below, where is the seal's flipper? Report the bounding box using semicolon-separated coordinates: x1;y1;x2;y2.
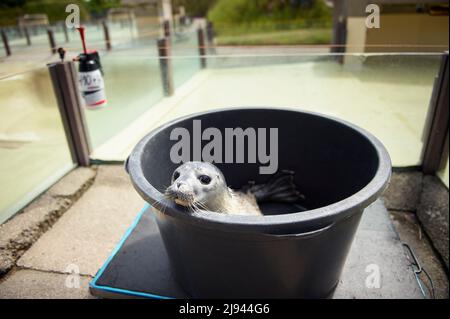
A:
245;170;305;203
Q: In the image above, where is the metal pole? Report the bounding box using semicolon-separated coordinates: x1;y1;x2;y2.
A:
206;21;216;55
1;29;11;56
197;28;206;69
206;21;214;45
331;0;347;64
48;61;91;166
163;20;171;38
422;52;449;174
24;26;31;45
157;37;174;96
102;20;112;51
47;28;57;54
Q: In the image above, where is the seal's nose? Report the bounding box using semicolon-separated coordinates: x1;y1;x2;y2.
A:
177;182;189;193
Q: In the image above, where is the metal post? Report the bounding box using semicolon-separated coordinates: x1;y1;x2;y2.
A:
47;28;57;54
17;25;23;37
422;52;449;174
1;29;11;56
197;28;207;69
157;37;174;96
63;23;69;43
331;0;347;63
24;26;31;45
102;20;112;51
206;21;214;45
48;61;91;166
163;20;171;38
206;21;216;55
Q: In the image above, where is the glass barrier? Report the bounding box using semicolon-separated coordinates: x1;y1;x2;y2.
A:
1;28;24;54
81;23;108;51
0;67;74;224
82;54;164;150
171;29;201;89
22;26;54;49
76;20;159;53
52;23;77;46
108;21;137;49
150;51;443;168
1;27;32;56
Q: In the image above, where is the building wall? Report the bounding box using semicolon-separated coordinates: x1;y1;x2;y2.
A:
365;14;449;52
345;17;367;53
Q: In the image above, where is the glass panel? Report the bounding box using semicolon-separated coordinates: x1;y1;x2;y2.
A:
109;21;137;50
154;52;443;167
0;67;74;224
171;29;201;89
82;23;107;49
24;26;54;50
82;55;164;150
1;27;25;54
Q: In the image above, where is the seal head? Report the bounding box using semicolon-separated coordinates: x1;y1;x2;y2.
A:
165;161;232;213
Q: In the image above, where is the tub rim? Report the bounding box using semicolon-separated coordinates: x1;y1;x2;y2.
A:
127;107;392;233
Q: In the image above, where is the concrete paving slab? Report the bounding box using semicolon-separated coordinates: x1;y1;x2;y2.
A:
390;211;449;299
0;194;67;249
48;167;96;198
334;200;423;299
0;167;96;275
17;165;145;277
0;269;92;299
0;195;71;275
383;171;423;212
357;200;396;233
417;175;449;269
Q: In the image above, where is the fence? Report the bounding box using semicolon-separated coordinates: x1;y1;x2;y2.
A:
0;18;448;225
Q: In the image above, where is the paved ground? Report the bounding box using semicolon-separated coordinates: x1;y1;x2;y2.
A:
390;211;449;299
334;200;423;298
0;167;96;276
1;165;443;299
15;166;145;277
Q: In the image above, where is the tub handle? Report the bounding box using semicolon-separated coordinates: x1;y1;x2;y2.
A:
261;222;334;239
124;156;130;174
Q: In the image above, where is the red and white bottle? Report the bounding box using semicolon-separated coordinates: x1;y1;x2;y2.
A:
75;26;107;109
78;50;107;109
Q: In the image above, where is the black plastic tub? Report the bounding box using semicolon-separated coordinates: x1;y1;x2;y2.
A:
126;107;391;298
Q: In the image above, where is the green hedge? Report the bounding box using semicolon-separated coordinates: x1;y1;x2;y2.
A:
207;0;332;35
0;0;120;27
172;0;218;17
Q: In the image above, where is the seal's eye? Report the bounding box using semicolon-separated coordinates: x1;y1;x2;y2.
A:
198;175;211;185
172;171;180;181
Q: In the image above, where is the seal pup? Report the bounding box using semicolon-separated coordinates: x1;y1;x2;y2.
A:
164;161;304;216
